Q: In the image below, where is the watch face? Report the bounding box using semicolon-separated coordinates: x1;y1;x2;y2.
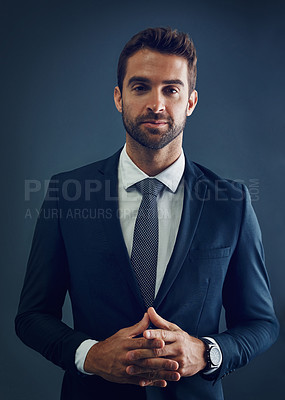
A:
209;347;221;366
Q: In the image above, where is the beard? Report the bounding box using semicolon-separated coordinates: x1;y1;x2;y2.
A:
121;105;187;150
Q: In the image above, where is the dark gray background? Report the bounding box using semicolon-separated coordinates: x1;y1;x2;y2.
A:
1;0;284;399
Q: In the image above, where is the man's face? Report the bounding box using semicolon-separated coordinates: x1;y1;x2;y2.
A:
114;49;197;150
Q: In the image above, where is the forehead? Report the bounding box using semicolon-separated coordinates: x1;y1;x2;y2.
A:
124;49;188;86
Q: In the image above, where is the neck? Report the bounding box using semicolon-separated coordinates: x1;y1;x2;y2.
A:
125;133;183;176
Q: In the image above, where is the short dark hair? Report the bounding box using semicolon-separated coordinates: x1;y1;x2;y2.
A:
117;27;197;95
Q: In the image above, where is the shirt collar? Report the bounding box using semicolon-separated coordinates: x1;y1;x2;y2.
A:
119;144;185;193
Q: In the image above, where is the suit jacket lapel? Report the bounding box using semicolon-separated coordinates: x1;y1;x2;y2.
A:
154;157;207;310
95;149;146;312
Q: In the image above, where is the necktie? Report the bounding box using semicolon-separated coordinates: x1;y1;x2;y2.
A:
131;178;165;309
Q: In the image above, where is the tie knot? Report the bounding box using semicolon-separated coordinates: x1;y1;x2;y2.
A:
136;178;164;197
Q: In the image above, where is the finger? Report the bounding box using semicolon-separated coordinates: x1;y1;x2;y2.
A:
139;379;167;387
147;308;179;331
129;368;181;382
128;341;180;364
126;343;168;361
126;358;179;373
127;337;164;351
144;328;178;342
126;313;150;337
124;375;167;387
123;375;163;387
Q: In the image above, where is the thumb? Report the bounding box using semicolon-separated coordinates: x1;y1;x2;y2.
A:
127;312;150;337
147;307;176;330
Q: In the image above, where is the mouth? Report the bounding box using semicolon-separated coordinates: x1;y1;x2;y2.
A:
141;120;168;127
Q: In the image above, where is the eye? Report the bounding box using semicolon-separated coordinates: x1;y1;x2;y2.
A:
164;87;179;95
132;85;149;93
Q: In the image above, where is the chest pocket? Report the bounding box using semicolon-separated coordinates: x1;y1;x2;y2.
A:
190;246;231;260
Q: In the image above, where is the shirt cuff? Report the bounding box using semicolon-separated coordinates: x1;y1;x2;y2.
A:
75;339;98;375
201;336;223;375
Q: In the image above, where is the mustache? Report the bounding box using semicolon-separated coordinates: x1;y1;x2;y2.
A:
136;113;173;124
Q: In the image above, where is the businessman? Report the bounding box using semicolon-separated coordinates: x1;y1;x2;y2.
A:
16;27;279;399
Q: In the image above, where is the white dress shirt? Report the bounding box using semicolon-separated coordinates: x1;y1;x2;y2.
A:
75;146;222;374
118;145;185;295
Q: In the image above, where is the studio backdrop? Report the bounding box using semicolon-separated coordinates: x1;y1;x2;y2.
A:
1;1;284;399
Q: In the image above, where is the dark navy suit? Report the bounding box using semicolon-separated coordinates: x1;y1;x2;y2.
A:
15;149;279;399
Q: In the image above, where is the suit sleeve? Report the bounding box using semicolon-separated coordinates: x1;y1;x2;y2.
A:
15;176;90;373
211;184;279;380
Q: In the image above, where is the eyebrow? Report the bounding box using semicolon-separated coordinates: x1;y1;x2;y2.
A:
127;76;185;87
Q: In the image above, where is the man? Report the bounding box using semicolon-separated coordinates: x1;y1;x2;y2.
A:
16;27;279;399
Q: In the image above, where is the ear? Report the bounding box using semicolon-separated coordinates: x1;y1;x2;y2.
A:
114;86;122;113
186;90;198;117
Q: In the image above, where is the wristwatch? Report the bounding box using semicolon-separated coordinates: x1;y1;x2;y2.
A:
201;338;222;372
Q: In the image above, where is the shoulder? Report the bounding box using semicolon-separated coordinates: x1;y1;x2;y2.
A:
188;159;247;202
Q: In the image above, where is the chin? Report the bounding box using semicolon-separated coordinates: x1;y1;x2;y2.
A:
139;138;173;150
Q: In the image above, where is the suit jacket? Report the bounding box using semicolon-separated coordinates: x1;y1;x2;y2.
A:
15;149;279;400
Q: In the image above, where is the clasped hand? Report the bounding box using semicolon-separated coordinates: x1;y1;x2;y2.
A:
84;307;206;387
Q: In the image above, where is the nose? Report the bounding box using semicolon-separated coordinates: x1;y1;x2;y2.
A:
147;90;165;113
